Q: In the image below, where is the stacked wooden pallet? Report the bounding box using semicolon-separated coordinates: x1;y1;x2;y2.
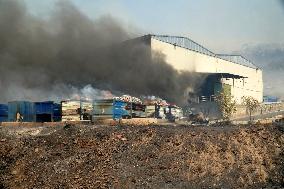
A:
61;101;81;121
81;101;93;114
145;105;156;117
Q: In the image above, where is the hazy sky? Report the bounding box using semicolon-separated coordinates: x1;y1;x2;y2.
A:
24;0;284;53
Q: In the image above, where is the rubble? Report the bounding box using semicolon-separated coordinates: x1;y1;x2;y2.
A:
114;95;142;104
142;96;169;106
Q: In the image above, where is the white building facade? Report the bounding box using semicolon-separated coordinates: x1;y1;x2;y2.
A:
133;35;263;104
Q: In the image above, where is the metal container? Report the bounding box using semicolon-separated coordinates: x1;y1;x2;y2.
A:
8;101;35;122
53;103;62;122
0;104;8;116
35;101;54;114
34;101;54;122
93;99;114;120
129;103;146;118
93;99;130;120
113;100;128;119
0;116;8;122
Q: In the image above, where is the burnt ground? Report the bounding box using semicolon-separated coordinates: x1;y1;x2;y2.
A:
0;123;283;189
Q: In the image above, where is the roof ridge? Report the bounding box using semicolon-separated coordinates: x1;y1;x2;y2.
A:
146;34;260;70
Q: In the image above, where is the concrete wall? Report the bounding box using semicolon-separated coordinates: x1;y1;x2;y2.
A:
150;38;263;104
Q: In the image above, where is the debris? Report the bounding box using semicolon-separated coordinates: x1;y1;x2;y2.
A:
114;95;142;104
0;138;6;142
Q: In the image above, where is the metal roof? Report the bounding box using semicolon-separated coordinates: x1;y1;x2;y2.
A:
151;35;215;56
216;54;258;69
149;34;259;70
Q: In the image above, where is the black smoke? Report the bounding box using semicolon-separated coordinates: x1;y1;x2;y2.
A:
0;0;205;105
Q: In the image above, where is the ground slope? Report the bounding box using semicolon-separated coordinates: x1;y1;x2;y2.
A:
0;124;283;189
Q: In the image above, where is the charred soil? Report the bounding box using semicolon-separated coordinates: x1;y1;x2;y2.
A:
0;124;283;189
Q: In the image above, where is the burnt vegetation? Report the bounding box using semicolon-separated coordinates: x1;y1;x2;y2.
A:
0;124;283;188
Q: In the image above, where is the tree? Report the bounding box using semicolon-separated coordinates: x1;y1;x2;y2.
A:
242;96;260;122
216;92;237;121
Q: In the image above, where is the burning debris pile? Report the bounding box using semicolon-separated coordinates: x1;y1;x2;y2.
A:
142;96;169;106
113;95;142;104
113;95;170;106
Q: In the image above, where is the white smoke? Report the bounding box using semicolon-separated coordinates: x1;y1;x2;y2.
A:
3;84;114;103
70;84;114;101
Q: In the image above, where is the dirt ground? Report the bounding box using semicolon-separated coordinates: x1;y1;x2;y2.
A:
0;123;283;189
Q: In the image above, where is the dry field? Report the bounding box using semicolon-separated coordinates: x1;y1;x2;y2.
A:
0;123;283;188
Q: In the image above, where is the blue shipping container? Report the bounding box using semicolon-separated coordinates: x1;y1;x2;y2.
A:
34;101;54;122
0;116;8;122
53;103;61;117
8;101;35;122
0;104;8;116
53;103;61;122
35;101;54;114
93;99;129;120
34;102;62;122
113;100;129;119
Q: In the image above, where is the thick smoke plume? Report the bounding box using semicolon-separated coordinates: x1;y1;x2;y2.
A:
0;0;204;105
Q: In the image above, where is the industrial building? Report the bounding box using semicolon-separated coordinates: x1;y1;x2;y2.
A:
130;35;263;104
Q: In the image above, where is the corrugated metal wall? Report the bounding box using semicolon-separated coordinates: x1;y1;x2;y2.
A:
34;101;54;122
0;104;8;122
93;99;131;120
35;101;54;114
93;99;114;120
8;101;35;122
53;103;62;122
113;101;128;119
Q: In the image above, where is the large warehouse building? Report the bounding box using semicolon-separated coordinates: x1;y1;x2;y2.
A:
131;34;263;104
